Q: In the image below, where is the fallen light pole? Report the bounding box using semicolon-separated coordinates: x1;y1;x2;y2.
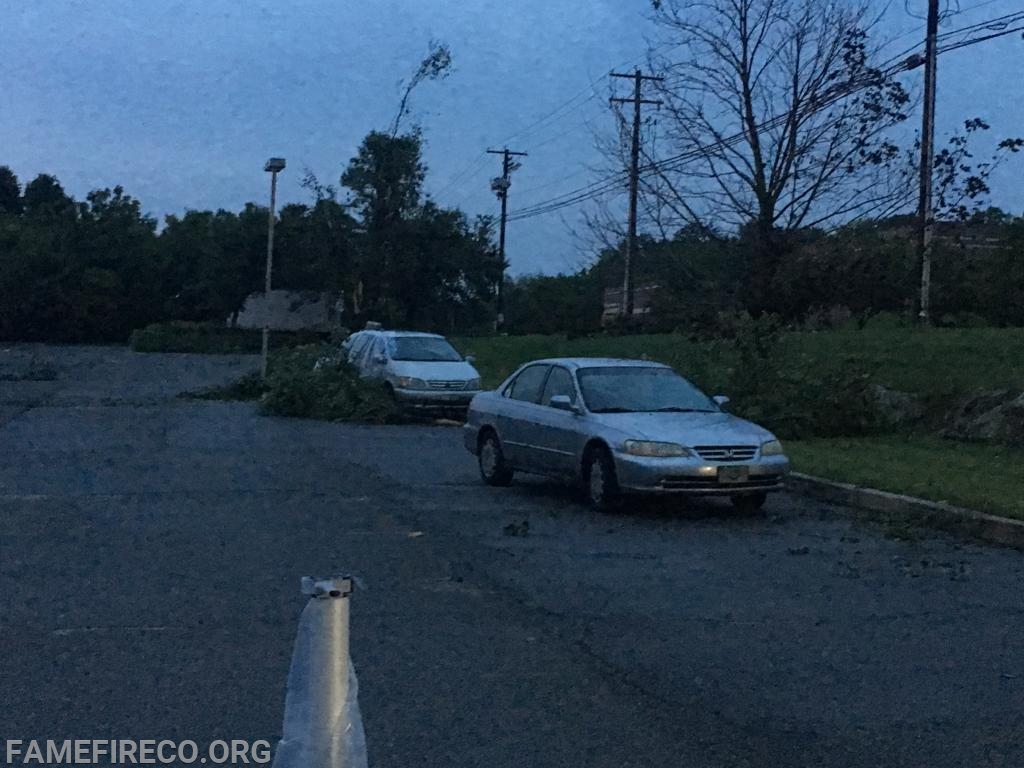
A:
272;575;367;768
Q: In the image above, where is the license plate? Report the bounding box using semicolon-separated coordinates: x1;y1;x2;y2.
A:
718;465;750;484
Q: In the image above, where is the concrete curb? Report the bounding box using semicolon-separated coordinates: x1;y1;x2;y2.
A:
786;472;1024;549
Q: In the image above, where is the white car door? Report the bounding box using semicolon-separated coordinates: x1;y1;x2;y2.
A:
363;337;389;380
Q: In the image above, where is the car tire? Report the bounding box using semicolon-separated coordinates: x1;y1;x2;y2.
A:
731;491;768;515
478;431;514;487
583;446;620;511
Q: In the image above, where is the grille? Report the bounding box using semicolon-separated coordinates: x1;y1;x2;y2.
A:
427;380;467;391
659;475;781;491
693;445;758;462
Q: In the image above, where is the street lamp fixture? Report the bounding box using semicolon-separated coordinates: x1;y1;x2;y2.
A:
261;157;286;378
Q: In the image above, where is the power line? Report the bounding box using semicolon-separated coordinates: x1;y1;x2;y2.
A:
505;12;1024;223
492;43;684;150
432;152;492;200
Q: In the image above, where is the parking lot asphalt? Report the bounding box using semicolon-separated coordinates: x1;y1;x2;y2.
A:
2;345;1023;767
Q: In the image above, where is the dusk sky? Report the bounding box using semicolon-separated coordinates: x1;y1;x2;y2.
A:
2;0;1022;275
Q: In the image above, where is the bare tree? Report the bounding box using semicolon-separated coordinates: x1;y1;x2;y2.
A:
647;0;912;233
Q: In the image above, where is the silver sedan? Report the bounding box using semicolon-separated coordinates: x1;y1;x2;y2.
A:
463;358;790;512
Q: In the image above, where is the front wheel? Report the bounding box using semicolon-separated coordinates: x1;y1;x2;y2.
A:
583;446;620;511
731;491;768;515
478;431;514;487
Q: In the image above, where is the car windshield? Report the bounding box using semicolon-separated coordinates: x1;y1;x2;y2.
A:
577;366;718;413
388;336;463;362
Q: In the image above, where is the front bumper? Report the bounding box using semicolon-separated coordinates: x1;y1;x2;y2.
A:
393;387;480;408
613;452;791;495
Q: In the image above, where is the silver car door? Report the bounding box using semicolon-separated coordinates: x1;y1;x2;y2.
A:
531;366;585;477
498;364;551;469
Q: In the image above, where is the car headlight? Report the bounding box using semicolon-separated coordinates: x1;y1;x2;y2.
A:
465;378;482;390
622;440;692;458
394;376;428;390
761;439;785;456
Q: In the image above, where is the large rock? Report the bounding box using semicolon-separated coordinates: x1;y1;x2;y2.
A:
942;390;1024;445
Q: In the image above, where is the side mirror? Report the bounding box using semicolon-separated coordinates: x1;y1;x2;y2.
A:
464;354;476;364
549;395;580;413
713;395;730;407
374;354;387;364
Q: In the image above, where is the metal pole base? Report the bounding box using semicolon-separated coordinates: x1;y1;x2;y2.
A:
273;576;366;768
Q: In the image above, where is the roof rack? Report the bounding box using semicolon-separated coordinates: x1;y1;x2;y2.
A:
364;321;384;330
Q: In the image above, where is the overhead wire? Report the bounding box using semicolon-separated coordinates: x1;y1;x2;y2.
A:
503;10;1024;223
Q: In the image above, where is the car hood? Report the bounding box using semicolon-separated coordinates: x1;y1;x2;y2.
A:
590;410;775;446
388;360;480;381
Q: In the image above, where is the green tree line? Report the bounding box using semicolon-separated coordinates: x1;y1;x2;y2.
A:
504;210;1024;336
0;130;501;343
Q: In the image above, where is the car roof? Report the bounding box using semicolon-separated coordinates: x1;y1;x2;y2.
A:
526;357;671;370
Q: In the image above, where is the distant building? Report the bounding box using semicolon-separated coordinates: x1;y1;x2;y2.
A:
602;284;661;326
233;290;344;332
870;216;1009;252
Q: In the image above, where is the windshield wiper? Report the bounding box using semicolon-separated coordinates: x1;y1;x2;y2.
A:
591;407;636;413
652;407;714;413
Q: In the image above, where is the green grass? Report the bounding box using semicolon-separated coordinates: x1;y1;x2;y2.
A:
455;326;1024;395
787;437;1024;520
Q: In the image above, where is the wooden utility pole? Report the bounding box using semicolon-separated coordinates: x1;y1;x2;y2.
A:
918;0;940;324
611;69;662;320
487;147;527;333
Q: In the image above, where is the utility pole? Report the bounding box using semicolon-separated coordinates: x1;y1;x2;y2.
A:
487;147;527;333
918;0;940;324
611;69;662;320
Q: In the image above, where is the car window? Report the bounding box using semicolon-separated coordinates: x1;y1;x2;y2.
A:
368;337;387;362
540;366;576;406
388;336;462;362
346;333;369;361
577;366;717;413
353;335;380;367
508;365;550;403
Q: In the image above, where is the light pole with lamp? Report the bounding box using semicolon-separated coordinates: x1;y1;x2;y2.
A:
261;157;286;378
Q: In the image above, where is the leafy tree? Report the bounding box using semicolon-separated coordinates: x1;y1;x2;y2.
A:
504;272;604;336
158;206;266;324
340;130;498;329
0;166;21;215
274;200;358;294
72;186;160;337
22;173;75;217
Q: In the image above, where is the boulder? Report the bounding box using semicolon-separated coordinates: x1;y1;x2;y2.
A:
941;390;1024;445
